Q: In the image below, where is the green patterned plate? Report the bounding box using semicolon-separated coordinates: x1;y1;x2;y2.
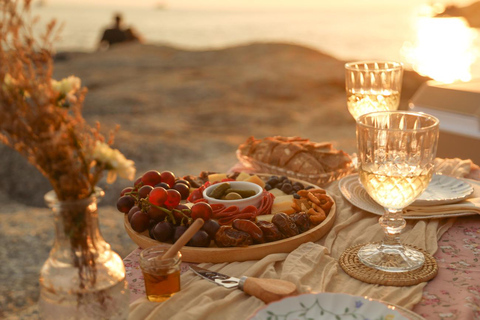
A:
248;292;422;320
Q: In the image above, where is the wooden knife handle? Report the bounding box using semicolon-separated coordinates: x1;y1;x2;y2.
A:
240;277;297;304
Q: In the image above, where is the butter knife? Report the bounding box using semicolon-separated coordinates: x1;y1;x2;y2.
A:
189;265;297;303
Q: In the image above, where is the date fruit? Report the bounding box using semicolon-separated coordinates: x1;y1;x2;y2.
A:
272;212;299;237
232;219;264;243
290;212;311;233
256;220;284;242
215;226;253;247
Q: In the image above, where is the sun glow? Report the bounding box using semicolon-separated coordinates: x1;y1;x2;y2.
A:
403;16;478;83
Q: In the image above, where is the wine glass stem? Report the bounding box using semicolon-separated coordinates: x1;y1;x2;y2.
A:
379;208;406;247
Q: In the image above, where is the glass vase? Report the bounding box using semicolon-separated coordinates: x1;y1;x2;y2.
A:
39;188;129;319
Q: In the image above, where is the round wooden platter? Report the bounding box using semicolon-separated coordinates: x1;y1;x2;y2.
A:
124;176;336;263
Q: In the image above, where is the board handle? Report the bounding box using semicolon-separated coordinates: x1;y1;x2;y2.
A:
239;276;297;303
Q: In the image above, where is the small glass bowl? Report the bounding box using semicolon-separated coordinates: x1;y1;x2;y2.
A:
202;181;263;210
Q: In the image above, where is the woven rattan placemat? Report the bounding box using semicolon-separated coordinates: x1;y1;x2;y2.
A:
339;243;438;287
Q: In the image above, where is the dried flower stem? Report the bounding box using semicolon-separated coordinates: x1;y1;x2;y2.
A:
0;1;134;310
0;0;104;201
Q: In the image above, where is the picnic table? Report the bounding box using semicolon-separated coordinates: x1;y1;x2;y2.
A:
123;158;480;320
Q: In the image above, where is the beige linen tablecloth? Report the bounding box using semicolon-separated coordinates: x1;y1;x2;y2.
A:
129;158;475;319
129;187;455;319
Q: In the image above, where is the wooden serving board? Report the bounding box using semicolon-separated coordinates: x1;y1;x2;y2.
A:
124;176;336;263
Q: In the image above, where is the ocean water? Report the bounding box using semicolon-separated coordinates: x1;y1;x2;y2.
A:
32;4;480;81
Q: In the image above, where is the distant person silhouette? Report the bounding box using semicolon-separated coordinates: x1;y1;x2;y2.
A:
99;13;142;50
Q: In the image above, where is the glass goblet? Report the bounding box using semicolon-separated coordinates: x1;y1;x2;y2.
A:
345;61;403;120
356;111;439;272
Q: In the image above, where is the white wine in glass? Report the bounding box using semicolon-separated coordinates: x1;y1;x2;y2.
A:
358;164;432;210
356;111;439;272
345;61;403;120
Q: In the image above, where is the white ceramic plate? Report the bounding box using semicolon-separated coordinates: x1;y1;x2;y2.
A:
248;292;422;320
414;174;473;206
339;174;476;219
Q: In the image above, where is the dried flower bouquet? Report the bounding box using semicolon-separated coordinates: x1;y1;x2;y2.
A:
0;1;136;314
0;0;135;200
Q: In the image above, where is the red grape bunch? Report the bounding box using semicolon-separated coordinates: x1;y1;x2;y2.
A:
116;170;217;247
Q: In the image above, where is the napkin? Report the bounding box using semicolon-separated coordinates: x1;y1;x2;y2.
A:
434;157;473;178
404;179;480;216
404;197;480;216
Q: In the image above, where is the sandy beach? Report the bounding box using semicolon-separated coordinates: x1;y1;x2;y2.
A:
0;42;428;319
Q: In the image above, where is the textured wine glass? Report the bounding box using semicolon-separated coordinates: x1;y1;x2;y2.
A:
356;111;439;272
345;61;403;120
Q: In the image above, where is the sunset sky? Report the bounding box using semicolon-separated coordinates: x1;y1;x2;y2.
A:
43;0;476;10
34;0;479;82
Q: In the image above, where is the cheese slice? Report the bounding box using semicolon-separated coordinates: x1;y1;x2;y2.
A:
235;172;251;181
256;215;274;223
245;174;266;189
268;188;287;197
273;194;294;204
208;173;228;183
271;200;295;215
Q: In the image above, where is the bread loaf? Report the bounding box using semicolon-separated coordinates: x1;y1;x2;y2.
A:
237;136;352;175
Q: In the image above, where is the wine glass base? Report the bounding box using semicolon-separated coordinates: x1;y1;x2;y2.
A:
357;243;425;273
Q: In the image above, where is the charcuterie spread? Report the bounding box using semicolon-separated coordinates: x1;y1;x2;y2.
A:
117;170;334;250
